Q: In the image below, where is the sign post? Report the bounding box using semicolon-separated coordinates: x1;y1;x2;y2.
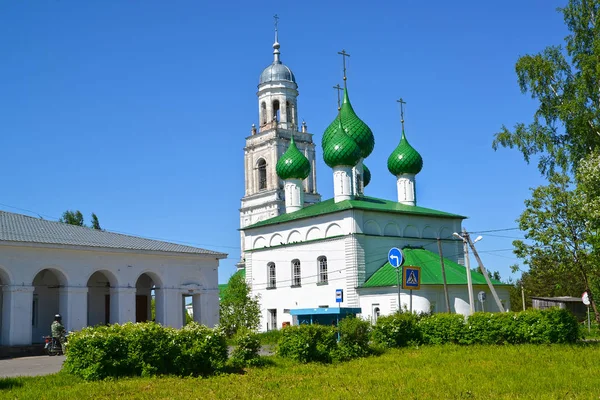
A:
582;291;591;333
478;291;486;312
388;247;404;312
402;265;421;313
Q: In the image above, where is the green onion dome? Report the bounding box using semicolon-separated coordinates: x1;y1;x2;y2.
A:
276;135;311;180
323;120;362;168
322;89;375;158
387;131;423;176
363;163;371;187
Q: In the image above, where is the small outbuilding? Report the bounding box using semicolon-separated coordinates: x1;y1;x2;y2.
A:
531;296;588;321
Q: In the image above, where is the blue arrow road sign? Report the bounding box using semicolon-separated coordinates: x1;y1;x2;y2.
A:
388;247;404;269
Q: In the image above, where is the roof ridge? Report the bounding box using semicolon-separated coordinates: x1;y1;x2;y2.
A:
0;210;227;256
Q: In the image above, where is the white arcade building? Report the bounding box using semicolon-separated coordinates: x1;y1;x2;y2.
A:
0;211;225;346
237;28;510;331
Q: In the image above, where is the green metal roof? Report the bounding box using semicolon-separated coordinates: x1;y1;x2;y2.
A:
244;196;466;230
387;130;423;176
276;135;311;180
362;248;506;288
323;119;362;168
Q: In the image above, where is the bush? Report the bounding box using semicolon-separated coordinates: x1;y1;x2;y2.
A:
462;308;580;345
256;329;283;346
63;322;227;380
229;329;261;368
334;316;371;361
419;313;466;345
277;325;337;363
371;312;421;348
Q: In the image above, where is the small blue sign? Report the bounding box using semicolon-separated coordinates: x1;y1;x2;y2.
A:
388;247;404;269
335;289;343;303
402;266;421;290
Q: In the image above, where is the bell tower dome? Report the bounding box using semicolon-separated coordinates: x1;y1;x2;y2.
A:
238;17;321;267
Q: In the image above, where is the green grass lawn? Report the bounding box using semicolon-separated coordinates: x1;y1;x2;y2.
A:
1;344;598;399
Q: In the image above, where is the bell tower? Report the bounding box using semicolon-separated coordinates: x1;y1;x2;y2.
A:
238;17;321;267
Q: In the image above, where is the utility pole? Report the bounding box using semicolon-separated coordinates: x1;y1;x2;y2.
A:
467;235;505;312
437;238;451;313
454;230;475;314
521;285;526;311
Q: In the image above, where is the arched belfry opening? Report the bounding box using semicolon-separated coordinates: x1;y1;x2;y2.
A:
286;101;293;127
272;100;280;123
87;271;117;326
32;268;68;343
261;102;267;126
257;158;267;190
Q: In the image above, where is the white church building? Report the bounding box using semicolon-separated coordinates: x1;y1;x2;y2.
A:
0;211;225;346
238;27;510;331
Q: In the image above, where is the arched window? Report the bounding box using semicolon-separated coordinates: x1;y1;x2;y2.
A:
318;256;328;284
261;102;267;125
257;159;267;190
373;307;380;324
291;259;301;287
267;262;276;289
273;100;280;122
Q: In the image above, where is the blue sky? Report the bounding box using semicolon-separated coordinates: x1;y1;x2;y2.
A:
1;1;566;283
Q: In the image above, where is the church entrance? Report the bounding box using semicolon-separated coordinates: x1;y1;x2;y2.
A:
136;295;148;322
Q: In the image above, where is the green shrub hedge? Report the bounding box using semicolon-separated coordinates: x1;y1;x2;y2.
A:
419;313;466;345
230;329;262;367
371;308;579;349
371;312;421;348
277;324;337;363
63;322;227;380
334;316;372;361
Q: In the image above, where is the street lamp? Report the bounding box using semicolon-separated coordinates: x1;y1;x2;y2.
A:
453;231;475;314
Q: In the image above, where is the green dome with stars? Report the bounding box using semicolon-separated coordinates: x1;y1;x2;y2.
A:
387;131;423;176
363;163;371;187
323;120;362;168
276;135;311;180
322;88;375;159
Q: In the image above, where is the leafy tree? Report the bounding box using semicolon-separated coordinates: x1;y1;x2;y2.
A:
219;272;260;337
513;173;600;323
91;213;101;230
59;210;85;226
493;1;600;323
59;210;102;230
492;0;600;176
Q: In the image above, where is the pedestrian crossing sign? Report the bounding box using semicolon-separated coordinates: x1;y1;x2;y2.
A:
402;266;421;290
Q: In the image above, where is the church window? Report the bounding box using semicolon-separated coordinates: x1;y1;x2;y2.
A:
261;102;267;125
267;262;276;289
268;309;278;331
257;159;267;190
291;259;301;287
372;306;380;324
318;256;328;284
273;100;280;122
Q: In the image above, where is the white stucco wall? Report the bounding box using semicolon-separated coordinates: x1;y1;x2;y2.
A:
0;243;222;346
358;284;511;321
243;206;513;331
